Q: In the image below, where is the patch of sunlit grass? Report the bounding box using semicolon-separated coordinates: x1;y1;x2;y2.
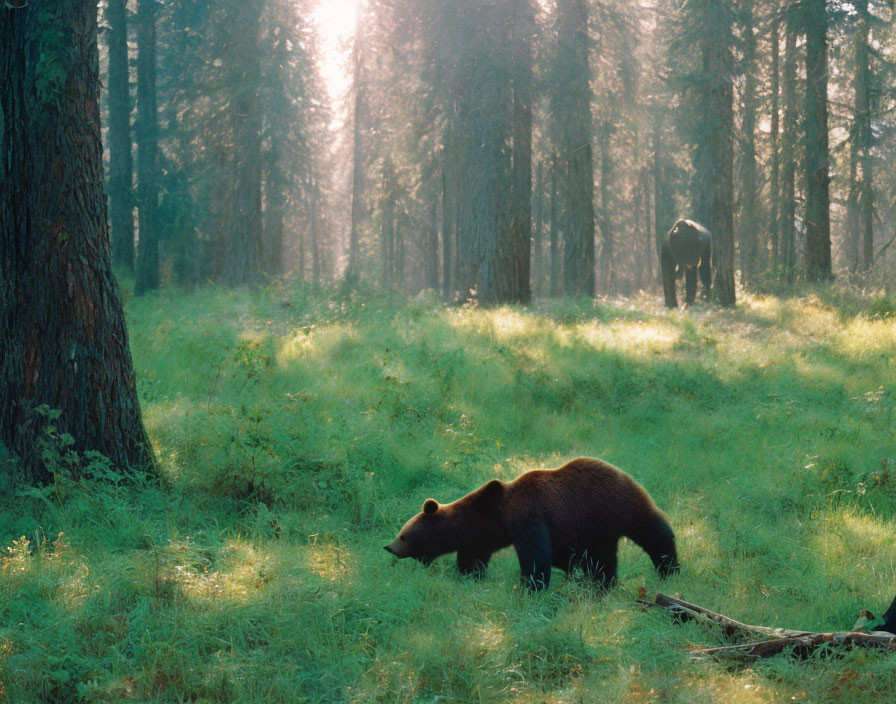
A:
834;315;896;360
277;321;359;365
9;281;896;702
576;318;682;356
303;541;355;583
810;508;896;569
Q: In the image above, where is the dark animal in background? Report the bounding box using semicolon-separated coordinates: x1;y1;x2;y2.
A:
384;457;679;591
660;219;712;308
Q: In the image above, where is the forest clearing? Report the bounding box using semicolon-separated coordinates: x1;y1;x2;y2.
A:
1;283;895;702
4;0;896;701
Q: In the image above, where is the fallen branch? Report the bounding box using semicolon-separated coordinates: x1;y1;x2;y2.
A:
699;632;896;661
639;592;896;660
637;592;814;640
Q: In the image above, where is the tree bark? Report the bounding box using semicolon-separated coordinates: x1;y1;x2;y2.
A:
504;0;533;304
804;0;832;281
555;0;595;298
1;0;154;481
853;0;874;272
105;0;135;274
738;3;760;284
597;120;614;295
441;148;455;300
532;160;545;298
347;16;366;282
781;7;798;282
769;15;781;274
696;0;736;306
134;0;159;295
549;159;561;297
425;186;440;291
221;0;263;287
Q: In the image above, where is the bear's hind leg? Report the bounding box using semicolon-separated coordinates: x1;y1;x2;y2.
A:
684;267;698;305
512;518;552;591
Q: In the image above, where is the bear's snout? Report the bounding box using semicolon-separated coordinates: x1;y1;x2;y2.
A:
384;544;395;555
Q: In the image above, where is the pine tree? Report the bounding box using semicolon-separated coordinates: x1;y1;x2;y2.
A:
1;0;155;481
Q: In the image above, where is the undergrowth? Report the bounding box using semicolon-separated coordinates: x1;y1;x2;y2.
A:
1;280;895;702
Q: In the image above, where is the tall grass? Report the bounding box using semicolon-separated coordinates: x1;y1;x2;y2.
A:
1;281;895;702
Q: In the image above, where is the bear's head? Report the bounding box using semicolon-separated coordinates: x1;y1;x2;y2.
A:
384;498;453;565
384;480;505;565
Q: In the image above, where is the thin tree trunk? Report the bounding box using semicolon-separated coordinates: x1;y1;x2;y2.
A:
441;150;454;299
310;176;321;287
854;0;874;272
597;120;613;294
425;187;440;291
106;0;135;274
380;160;395;289
847;116;861;275
1;0;154;481
134;0;159;295
395;213;405;290
781;9;798;282
738;3;760;284
533;160;545;297
549;159;561;297
263;153;286;277
643;169;654;289
770;15;781;274
804;0;832;281
347;19;365;281
651;121;670;285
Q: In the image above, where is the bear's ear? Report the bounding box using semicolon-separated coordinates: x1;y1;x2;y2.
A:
472;479;504;512
423;498;439;514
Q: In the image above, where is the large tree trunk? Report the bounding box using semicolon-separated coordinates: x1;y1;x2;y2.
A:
503;0;533;304
1;0;154;482
696;0;735;306
451;1;512;304
105;0;135;274
134;0;159;295
804;0;832;281
555;0;595;298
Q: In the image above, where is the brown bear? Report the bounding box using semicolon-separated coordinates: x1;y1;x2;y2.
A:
384;457;679;590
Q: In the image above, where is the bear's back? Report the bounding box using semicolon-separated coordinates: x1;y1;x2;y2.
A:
499;457;660;537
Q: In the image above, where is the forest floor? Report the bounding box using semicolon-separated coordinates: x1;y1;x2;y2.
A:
2;280;896;702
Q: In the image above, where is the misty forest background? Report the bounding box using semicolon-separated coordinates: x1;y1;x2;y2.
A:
2;0;896;702
100;0;896;299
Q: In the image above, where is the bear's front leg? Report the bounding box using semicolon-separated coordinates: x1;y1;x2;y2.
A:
512;518;552;591
457;551;491;579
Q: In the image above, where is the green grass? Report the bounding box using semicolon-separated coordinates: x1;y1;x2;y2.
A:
2;281;896;702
